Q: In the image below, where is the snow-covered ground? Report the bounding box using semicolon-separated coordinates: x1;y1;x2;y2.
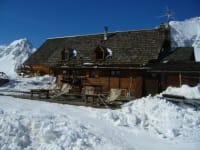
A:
0;75;55;92
163;84;200;99
0;76;200;150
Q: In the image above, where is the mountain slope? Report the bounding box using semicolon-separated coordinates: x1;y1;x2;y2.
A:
170;17;200;61
0;39;36;78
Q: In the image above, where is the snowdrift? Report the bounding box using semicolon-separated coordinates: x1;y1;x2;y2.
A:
163;84;200;99
102;96;200;140
0;106;102;150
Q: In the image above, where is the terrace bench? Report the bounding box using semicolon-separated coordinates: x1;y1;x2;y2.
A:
30;89;50;99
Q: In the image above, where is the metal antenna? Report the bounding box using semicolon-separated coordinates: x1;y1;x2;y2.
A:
165;6;174;22
158;6;175;23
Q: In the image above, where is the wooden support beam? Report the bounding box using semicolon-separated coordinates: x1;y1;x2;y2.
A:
179;73;182;87
119;77;121;88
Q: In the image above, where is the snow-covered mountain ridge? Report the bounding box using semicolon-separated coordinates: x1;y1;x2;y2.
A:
170;17;200;61
0;38;36;78
170;17;200;47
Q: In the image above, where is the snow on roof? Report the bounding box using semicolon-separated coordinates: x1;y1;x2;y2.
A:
73;49;77;57
193;34;200;62
106;48;112;55
194;47;200;62
105;48;112;58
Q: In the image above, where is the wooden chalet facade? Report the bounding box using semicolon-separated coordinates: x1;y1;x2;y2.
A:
145;47;200;95
24;25;200;98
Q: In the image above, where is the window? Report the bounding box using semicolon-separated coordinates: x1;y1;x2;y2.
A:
61;48;69;60
110;70;120;77
61;48;77;60
95;46;112;60
90;70;97;78
95;47;104;59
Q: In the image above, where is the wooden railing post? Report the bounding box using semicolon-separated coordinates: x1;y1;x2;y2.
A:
179;73;182;87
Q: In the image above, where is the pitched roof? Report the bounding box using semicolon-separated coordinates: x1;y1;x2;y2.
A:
25;25;169;67
146;47;200;73
162;47;194;62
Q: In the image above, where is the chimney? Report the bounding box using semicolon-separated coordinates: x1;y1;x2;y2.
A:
104;26;108;40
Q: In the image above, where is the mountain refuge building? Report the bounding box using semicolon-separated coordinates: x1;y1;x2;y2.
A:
24;25;200;98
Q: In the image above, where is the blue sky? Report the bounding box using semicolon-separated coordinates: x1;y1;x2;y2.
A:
0;0;199;48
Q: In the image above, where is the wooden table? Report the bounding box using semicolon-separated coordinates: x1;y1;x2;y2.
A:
30;89;50;99
83;83;104;93
83;83;104;105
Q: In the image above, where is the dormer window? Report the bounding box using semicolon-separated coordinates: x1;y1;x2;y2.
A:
61;48;77;61
95;47;104;59
61;48;69;60
95;45;112;60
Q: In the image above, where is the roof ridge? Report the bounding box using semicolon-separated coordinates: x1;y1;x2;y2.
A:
47;28;158;40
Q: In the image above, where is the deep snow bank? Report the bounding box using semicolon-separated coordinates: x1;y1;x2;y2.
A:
0;93;200;149
100;85;200;142
0;107;102;150
101;96;200;141
163;84;200;99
